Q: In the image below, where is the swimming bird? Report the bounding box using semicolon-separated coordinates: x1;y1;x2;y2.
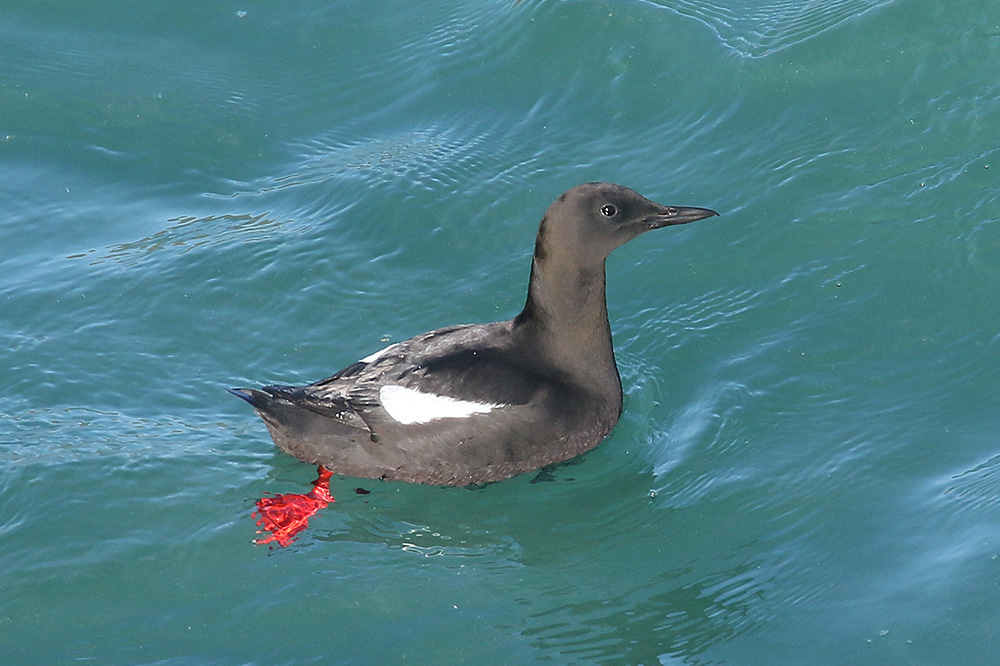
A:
230;183;717;488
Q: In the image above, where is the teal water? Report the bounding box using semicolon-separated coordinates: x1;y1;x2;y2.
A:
2;0;999;663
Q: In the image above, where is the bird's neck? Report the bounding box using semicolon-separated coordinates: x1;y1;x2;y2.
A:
514;251;622;402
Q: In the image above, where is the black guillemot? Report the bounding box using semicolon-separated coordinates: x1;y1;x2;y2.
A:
230;183;717;487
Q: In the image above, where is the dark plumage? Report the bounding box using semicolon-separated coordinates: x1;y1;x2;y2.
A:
230;183;717;486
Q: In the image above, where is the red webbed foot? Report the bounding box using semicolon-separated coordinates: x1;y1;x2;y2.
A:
252;466;334;546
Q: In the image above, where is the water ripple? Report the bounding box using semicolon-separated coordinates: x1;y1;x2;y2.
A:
75;212;296;268
623;286;766;353
236;126;495;197
936;449;1000;517
646;379;760;495
648;0;896;58
0;405;260;467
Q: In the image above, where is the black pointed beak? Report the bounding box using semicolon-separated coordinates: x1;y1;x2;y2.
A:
646;205;719;229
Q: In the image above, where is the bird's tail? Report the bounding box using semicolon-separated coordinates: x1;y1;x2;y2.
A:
227;387;261;407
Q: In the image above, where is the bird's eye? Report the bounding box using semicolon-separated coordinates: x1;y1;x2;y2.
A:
601;204;618;217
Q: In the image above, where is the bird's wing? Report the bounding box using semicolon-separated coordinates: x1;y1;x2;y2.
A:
303;322;553;438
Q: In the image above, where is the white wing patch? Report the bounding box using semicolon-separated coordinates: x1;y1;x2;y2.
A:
379;385;501;425
360;342;400;364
